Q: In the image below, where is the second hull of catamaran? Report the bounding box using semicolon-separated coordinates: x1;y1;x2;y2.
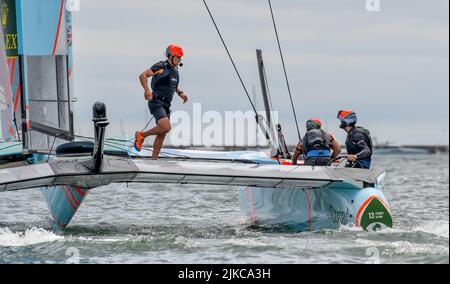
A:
39;184;393;233
148;149;393;232
240;185;392;232
6;148;393;232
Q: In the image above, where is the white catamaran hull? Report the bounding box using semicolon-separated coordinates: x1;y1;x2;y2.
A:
1;149;393;232
240;185;392;232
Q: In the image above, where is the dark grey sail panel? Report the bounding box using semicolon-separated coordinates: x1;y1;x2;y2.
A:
25;55;72;151
56;56;70;132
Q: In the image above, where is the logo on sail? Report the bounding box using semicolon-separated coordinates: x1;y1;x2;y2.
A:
0;0;18;57
1;3;8;29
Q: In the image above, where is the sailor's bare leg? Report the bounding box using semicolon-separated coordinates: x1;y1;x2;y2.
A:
152;133;167;160
142;118;171;138
140;118;171;160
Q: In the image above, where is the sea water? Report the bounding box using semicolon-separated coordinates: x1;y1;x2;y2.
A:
0;154;448;264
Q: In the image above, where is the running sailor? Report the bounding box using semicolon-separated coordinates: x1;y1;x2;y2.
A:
134;45;188;159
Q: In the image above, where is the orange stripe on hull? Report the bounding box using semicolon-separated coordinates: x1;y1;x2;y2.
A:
66;186;80;207
62;188;77;211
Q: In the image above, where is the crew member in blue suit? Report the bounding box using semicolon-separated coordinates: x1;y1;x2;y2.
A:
337;110;374;169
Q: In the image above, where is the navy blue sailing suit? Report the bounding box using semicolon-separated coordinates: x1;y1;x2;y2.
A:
345;126;373;169
149;61;180;122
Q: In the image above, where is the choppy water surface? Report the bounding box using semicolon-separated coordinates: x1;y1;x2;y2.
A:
0;154;448;264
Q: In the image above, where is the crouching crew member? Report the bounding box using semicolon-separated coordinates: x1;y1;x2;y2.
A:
293;119;341;166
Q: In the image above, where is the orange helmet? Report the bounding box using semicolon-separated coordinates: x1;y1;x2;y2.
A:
166;45;184;58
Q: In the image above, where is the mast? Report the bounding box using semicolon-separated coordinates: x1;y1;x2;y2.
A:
252;84;260;147
256;50;272;127
256;49;291;159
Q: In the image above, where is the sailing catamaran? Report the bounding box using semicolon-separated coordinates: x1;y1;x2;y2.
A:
0;0;392;232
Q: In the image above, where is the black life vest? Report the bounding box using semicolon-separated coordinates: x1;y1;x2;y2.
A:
302;129;331;156
345;126;374;156
151;61;179;103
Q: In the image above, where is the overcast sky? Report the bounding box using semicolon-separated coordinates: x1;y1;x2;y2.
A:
71;0;449;146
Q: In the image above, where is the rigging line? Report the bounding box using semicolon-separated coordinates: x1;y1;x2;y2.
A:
73;135;262;161
74;135;190;159
13;116;21;142
74;135;132;149
0;143;22;151
141;116;155;132
47;134;59;163
268;0;302;142
72;116;156;145
202;0;258;115
73;135;137;155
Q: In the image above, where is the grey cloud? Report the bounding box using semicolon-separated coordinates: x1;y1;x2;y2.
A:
72;0;449;145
